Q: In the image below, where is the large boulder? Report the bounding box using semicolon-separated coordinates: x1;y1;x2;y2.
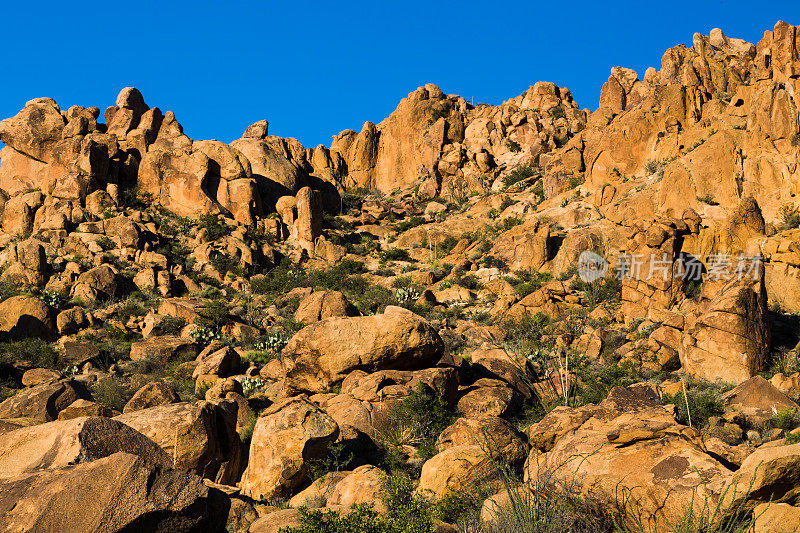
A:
114;400;242;484
71;264;117;303
282;306;444;393
680;259;770;384
0;97;65;163
0;452;229;532
0;294;54;339
0;416;171;479
721;375;799;424
239;396;339;501
123;381;181;413
294;290;360;324
0;379;88;422
129;335;198;362
436;415;528;464
418;445;496;499
525;385;731;531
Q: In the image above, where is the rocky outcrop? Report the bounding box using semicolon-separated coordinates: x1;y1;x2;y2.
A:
114;400;242;484
0;416;171;478
525;385;730;530
239;396;339;501
0;452;229;532
281;306;444;393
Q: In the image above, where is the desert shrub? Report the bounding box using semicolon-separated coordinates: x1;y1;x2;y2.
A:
780;204;800;230
683;278;702;300
308;441;355;481
446;176;471;207
93;376;134;411
696;194;719;206
571;275;621;308
498;197;517;212
394;216;426;233
502;312;552;362
768;408;799;431
283;474;436;533
210;253;243;277
197;300;230;332
662;380;729;429
97;236;116;251
569;359;649;407
78;325;140;369
375;384;455;464
507;270;553;298
433;235;460;256
502;166;536;189
568;174;584;189
506;139;522;153
549;106;567;120
380;248;411;262
198;213;232;241
0;281;23;301
0;339;60;369
501;216;524;230
158;316;187;336
116;296;149;323
121;185;149;208
474;459;615;533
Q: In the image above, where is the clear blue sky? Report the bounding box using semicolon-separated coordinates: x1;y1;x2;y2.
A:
1;1;797;149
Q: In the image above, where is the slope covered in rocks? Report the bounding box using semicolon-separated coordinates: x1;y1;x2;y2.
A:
1;20;800;533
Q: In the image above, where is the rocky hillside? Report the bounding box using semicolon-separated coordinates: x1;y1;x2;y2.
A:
1;20;800;533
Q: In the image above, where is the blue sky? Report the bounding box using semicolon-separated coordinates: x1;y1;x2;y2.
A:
1;1;797;149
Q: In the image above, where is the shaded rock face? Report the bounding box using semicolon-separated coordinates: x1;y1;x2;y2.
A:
239;396;339;501
0;452;229;533
0;416;172;479
679;259;771;383
281;306;444;393
0;379;89;422
114;400;242;485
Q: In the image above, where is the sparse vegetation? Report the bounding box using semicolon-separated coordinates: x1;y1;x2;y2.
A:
696;194;719;206
780;203;800;229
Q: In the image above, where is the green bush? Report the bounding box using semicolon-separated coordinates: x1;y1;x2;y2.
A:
501;216;524;230
571;275;621;308
696;194;719;206
502;166;537;189
780;204;800;230
97;236;116;251
0;339;60;369
769;408;799;431
198;213;232;240
394;216;426;233
198;300;231;331
380;248;411;262
549;106;567;120
210;253;243;278
506;139;522;153
508;270;553;298
283;474;436;533
662;381;728;429
375;384;455;466
93;376;134;411
116;296;148;323
158;316;187;336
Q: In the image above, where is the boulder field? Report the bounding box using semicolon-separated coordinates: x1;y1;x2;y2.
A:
1;20;800;533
